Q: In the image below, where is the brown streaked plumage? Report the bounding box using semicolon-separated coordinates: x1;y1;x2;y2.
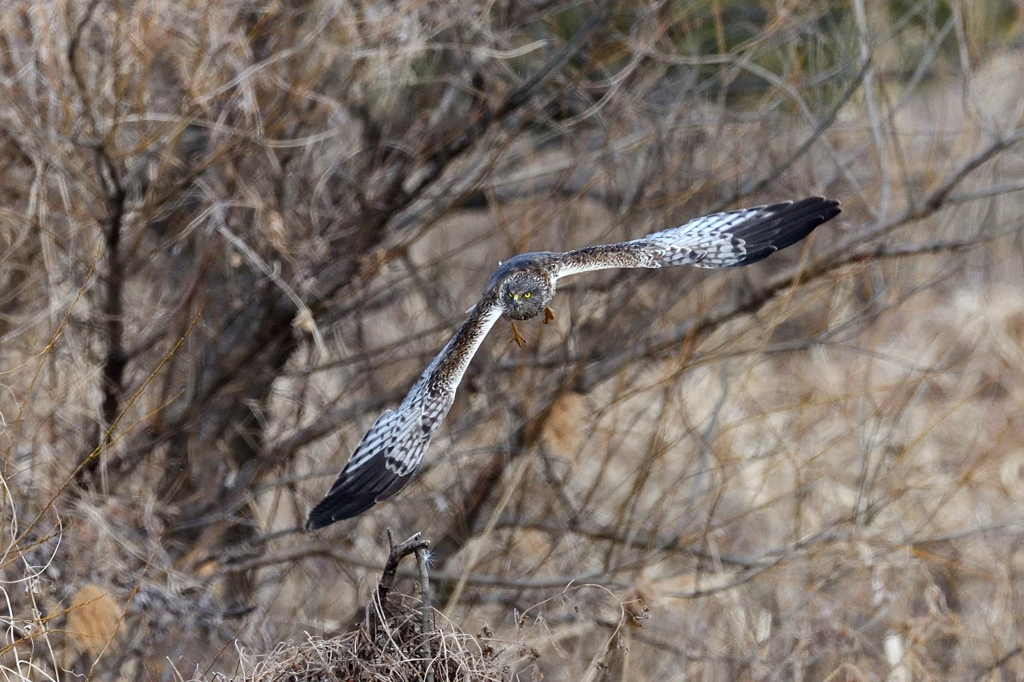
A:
306;197;841;528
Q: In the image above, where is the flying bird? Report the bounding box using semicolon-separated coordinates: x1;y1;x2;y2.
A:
306;197;841;529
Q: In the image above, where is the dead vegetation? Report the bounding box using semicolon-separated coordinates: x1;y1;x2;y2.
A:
223;534;513;682
238;625;505;682
3;0;1024;680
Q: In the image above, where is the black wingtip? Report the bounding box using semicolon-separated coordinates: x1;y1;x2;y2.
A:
306;459;416;529
305;492;379;530
730;196;841;266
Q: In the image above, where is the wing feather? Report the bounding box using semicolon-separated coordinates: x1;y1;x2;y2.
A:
307;197;840;528
306;297;503;529
641;196;840;268
306;407;425;527
553;197;839;280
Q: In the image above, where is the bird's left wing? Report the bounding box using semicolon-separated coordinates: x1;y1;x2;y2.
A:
553;197;840;280
306;295;504;529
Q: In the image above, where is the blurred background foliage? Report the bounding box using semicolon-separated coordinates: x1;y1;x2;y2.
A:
3;0;1024;679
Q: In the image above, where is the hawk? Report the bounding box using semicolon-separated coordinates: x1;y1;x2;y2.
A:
307;197;841;529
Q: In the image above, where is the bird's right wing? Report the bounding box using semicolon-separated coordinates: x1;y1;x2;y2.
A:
305;405;430;528
306;295;504;529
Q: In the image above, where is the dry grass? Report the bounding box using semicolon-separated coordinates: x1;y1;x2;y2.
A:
229;596;511;682
207;534;533;681
3;0;1024;680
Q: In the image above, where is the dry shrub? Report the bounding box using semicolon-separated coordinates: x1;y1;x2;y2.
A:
230;595;509;682
4;0;1024;680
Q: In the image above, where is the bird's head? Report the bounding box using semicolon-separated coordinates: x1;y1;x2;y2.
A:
498;271;552;320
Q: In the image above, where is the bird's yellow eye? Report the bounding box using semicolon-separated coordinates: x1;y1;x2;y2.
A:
523;292;531;299
507;292;514;299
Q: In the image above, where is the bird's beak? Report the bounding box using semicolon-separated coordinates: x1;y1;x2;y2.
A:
511;294;520;302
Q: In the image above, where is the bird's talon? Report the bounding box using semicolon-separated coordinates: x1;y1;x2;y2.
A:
509;321;526;348
543;307;555;324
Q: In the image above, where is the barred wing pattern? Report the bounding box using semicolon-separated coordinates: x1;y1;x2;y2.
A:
648;196;837;268
306;197;840;528
306;298;504;528
306;403;428;524
555;197;839;278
